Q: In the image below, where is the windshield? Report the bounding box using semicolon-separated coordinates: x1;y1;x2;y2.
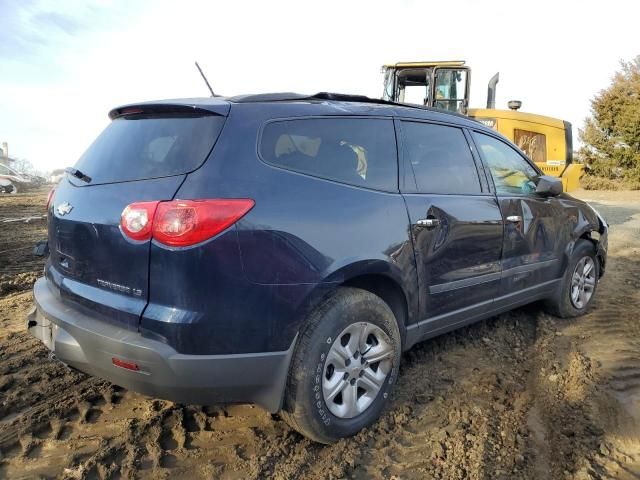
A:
73;113;226;184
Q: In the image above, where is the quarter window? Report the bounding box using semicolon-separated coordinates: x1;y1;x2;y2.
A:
401;121;481;194
260;118;397;191
473;132;539;195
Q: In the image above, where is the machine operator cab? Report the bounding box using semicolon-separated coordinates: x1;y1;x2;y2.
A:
382;61;470;113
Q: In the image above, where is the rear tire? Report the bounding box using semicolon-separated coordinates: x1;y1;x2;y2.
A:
281;287;401;444
546;239;599;318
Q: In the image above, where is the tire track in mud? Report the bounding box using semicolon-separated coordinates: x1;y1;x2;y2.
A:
515;253;640;480
339;312;541;480
0;388;288;479
0;331;104;442
0;190;48;293
569;252;640;479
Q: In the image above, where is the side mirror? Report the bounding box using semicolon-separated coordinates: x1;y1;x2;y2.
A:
536;175;563;196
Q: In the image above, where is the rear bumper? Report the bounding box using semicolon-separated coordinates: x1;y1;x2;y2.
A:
27;277;294;412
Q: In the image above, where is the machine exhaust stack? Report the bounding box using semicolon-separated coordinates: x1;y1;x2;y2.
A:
486;72;499;109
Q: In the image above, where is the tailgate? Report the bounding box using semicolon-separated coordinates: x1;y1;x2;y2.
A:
48;176;185;330
46;106;227;330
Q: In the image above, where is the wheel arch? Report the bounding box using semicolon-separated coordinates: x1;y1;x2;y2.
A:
341;273;409;347
291;260;415;352
562;207;603;277
578;229;606;277
573;204;606;275
277;264;412;414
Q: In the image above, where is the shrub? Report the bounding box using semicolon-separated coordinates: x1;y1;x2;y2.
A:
579;56;640;183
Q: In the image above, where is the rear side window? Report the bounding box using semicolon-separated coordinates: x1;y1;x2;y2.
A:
401;121;481;194
73;113;226;184
260;118;397;191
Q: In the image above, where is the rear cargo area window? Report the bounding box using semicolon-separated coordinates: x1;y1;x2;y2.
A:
73;114;226;184
260;118;397;191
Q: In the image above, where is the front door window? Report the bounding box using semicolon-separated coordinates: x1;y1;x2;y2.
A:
472;132;539;195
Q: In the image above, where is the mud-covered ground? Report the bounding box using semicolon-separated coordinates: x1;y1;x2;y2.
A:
0;188;639;480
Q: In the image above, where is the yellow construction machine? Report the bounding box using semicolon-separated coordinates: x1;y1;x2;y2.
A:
381;61;583;191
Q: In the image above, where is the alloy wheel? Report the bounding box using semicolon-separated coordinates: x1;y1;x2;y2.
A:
570;256;596;309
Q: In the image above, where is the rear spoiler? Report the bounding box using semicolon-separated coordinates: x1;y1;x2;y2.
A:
109;99;230;120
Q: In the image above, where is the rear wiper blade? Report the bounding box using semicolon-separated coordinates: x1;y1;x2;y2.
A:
64;167;92;183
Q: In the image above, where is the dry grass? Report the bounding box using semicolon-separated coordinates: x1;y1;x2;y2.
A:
580;175;640;191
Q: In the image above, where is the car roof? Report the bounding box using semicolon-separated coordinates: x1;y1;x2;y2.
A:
110;92;487;130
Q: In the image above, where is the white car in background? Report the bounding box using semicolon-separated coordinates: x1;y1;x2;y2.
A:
0;163;31;194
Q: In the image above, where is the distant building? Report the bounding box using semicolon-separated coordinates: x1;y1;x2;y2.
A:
0;142;17;166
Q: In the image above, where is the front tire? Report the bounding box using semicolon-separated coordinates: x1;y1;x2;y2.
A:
546;239;600;318
281;287;401;444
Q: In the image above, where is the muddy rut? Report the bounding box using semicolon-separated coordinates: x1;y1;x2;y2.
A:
0;189;639;479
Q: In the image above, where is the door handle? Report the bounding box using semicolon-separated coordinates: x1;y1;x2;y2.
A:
506;215;522;223
416;218;440;228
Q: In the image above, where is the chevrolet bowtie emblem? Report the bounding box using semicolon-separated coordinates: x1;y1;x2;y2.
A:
57;202;73;216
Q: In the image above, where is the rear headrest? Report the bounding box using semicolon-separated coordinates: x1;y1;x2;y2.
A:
317;142;360;181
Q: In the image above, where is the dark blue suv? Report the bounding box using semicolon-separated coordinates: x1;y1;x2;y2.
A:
27;93;608;443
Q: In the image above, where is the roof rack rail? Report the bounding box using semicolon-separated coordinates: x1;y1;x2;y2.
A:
312;93;472;121
230;91;427;110
310;92;428;110
227;91;471;120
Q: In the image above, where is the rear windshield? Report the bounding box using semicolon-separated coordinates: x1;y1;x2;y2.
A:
73;113;225;184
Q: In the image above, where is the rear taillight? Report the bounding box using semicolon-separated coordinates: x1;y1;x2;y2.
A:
120;199;254;247
121;201;160;241
46;188;56;210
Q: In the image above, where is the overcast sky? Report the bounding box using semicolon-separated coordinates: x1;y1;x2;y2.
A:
1;0;638;171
